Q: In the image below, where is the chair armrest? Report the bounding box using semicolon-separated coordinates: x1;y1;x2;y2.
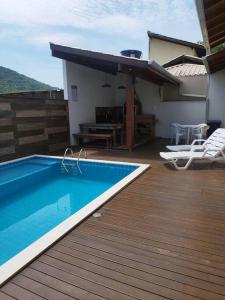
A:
202;147;220;157
191;139;206;145
190;146;205;152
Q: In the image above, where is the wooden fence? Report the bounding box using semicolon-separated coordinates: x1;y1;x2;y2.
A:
0;96;69;162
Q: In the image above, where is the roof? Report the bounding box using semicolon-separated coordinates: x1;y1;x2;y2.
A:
50;43;180;85
206;48;225;73
195;0;225;50
147;31;206;57
195;0;225;73
166;63;207;77
163;54;204;68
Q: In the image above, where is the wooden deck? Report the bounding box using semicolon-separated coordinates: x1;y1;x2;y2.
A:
1;140;225;299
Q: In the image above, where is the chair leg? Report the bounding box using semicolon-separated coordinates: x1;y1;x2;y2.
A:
171;158;193;170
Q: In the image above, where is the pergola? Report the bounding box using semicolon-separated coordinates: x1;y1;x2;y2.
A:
196;0;225;73
50;43;179;151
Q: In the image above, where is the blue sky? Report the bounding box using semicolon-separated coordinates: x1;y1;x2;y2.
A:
0;0;203;88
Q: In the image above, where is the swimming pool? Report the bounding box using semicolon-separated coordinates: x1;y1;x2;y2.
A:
0;155;149;285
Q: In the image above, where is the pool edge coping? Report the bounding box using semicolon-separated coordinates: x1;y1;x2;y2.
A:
0;154;150;286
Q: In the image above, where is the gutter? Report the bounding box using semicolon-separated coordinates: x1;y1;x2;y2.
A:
195;0;211;54
148;60;181;85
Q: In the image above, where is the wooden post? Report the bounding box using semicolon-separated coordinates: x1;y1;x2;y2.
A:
126;73;135;151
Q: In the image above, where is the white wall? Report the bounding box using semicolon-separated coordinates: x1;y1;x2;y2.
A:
149;38;197;65
163;76;207;101
208;69;225;126
135;79;206;138
63;61;116;144
156;101;206;137
63;60;207;141
180;76;207;96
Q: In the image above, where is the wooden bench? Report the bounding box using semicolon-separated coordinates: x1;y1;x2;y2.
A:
73;133;113;148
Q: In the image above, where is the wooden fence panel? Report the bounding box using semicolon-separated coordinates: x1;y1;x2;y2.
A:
0;96;69;162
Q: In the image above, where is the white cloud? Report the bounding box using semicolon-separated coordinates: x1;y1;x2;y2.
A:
0;0;202;88
0;0;200;41
27;32;84;47
92;14;145;38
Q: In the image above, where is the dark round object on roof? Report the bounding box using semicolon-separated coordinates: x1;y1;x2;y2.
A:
120;50;142;59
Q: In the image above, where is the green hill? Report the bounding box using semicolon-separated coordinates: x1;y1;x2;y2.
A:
0;66;55;93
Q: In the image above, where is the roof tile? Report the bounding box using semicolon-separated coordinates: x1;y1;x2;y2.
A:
166;63;207;77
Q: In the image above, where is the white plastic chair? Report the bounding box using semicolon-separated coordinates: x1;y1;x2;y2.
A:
160;128;225;170
170;123;186;145
166;127;222;152
191;123;209;142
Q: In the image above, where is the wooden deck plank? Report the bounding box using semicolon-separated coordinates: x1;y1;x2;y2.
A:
79;221;225;278
1;281;45;300
85;210;225;255
59;236;225;293
63;232;225;296
1;141;225;299
0;291;16;300
19;268;106;300
84;218;225;272
32;258;166;300
42;250;196;300
101;204;225;243
49;243;222;300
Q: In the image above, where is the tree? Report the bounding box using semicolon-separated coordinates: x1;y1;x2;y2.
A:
211;43;225;54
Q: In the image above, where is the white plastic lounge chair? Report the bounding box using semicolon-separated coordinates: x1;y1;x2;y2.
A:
166;141;205;152
161;128;225;170
166;128;224;152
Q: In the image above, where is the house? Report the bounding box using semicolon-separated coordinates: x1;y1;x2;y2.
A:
163;54;207;100
147;31;206;65
196;0;225;127
51;44;180;150
146;35;208;102
50;33;207;150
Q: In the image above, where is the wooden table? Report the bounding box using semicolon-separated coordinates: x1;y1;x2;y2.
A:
79;123;123;146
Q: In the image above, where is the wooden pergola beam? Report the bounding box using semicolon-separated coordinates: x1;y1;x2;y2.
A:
196;0;225;50
208;21;225;37
206;47;225;73
205;0;225;20
207;12;225;30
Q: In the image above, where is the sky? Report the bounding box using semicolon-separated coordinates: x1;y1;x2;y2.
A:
0;0;203;88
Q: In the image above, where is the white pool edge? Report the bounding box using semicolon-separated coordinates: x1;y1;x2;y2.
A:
0;154;150;286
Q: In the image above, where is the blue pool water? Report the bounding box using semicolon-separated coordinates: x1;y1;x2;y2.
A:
0;156;137;265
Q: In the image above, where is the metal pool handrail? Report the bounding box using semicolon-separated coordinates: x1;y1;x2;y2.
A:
61;148;75;173
62;148;74;162
77;148;87;175
77;148;87;160
61;147;87;175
